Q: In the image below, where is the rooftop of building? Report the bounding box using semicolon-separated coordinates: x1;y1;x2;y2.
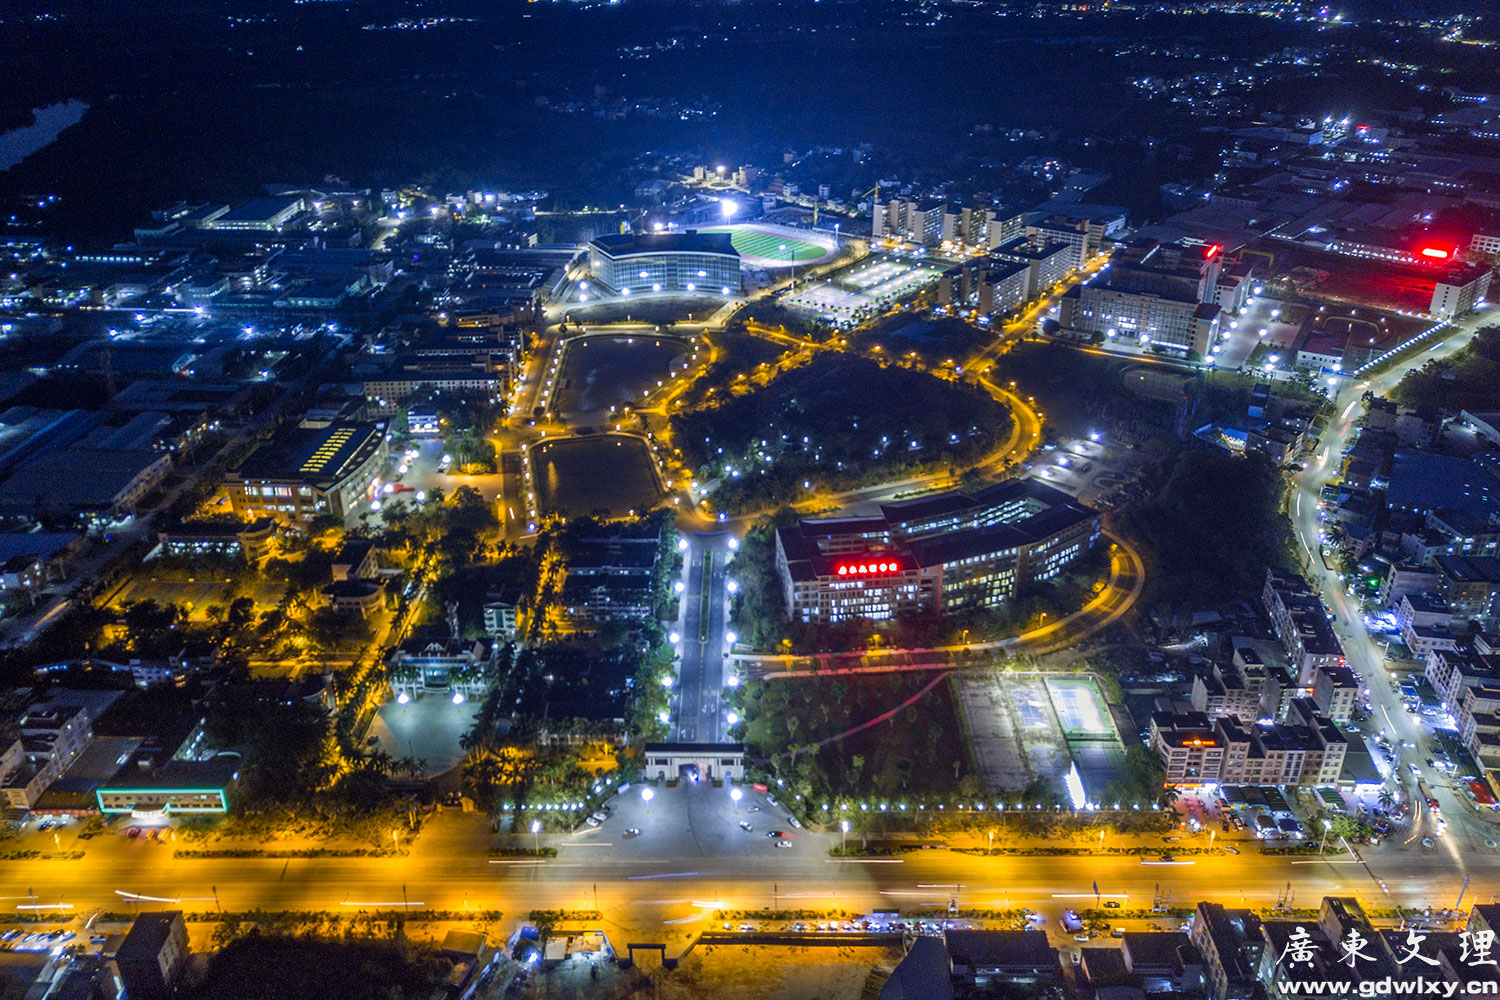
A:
234;421;385;485
1401;591;1452;614
214;196;303;224
100;756;240;793
779;479;1096;581
943;929;1056;969
1435;553;1500;583
1120;931;1195;972
116;912;183;964
588;231;738;258
1388;449;1500;516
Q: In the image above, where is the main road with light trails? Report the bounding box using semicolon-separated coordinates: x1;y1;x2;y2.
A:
1290;306;1500;857
1;798;1488;938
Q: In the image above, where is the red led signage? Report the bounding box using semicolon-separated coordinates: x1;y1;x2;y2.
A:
1205;244;1220;259
1420;246;1452;260
834;558;904;577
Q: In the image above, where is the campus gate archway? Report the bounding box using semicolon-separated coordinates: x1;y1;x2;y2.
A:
642;743;746;782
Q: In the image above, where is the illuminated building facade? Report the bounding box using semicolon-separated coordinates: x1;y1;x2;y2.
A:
225;421;389;527
773;480;1100;624
1149;700;1346;789
587;231;741;295
1057;239;1224;356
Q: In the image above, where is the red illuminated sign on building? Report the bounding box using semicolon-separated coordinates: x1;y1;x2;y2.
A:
1420;246;1452;260
1205;244;1220;259
834;558;904;577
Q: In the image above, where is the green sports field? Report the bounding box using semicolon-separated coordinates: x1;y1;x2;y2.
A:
700;227;831;263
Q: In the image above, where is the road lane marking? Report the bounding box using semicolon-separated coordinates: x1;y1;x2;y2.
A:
626;872;702;880
342;900;424;907
1140;861;1195;866
826;859;904;864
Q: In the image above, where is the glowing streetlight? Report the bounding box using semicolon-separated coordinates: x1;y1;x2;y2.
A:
642;787;655;815
531;818;541;854
841;819;850;854
452;690;465;705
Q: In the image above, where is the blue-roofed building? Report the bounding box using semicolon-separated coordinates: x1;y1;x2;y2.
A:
1387;449;1500;518
201;195;306;231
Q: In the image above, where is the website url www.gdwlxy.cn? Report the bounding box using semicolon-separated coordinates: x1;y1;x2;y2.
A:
1284;979;1500;998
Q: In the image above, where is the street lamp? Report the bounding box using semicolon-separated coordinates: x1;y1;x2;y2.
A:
642;787;655;815
730;787;743;814
841;819;850;854
531;819;541;854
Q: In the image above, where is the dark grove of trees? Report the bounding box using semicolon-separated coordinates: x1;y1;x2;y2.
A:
1120;449;1296;612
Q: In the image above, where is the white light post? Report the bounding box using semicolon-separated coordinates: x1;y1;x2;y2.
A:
642;786;654;815
841;819;850;854
730;787;743;814
531;818;541;854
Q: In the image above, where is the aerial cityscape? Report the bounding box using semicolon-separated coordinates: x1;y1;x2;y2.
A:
1;0;1500;996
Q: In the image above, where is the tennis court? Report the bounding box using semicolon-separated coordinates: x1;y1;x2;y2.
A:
1046;675;1117;741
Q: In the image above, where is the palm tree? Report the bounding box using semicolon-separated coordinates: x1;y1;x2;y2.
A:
363;748;396;777
1377;787;1396;811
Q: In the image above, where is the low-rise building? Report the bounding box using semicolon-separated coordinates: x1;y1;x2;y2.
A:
944;930;1058;986
154;518;276;562
1263;570;1346;684
558;523;663;631
116;911;189;1000
2;702;94;809
1150;700;1345;788
1433;554;1500;619
1311;664;1359;722
483;593;521;641
1457;684;1500;768
1425;645;1500;713
1380;563;1441;609
1189;903;1263;1000
387;636;489;696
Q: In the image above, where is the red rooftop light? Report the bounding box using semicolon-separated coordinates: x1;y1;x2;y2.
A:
1420;247;1452;259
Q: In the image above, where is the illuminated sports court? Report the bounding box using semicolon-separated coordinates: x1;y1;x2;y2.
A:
1046;675;1116;739
698;223;838;268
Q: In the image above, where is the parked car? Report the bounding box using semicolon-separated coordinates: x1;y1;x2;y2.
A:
738;821;752;832
1103;901;1121;909
775;839;793;848
766;830;784;838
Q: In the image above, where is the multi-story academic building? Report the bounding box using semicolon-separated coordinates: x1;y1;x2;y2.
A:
774;480;1100;624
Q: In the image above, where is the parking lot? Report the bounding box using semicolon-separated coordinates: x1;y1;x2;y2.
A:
551;778;819;863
